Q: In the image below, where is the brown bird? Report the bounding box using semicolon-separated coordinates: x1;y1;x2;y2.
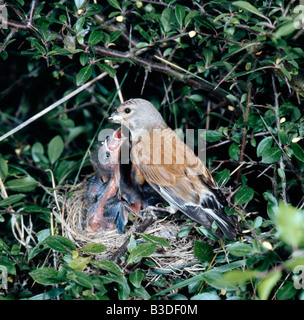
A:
109;98;240;239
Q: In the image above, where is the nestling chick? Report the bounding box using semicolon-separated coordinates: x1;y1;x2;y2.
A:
109;98;241;239
85;128;130;233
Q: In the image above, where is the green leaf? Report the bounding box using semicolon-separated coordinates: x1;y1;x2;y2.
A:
277;283;297;300
191;292;220;300
75;0;86;9
127;235;136;253
261;147;282;164
193;241;213;262
23;205;51;214
234;186;254;205
81;243;107;254
226;243;253;256
275;22;297;38
0;157;8;179
257;136;273;157
206;270;257;290
79;52;89;66
109;30;122;43
43;235;76;254
232;1;267;20
139;233;171;248
66;269;93;289
253;216;263;229
127;243;157;265
5;176;38;192
160;8;177;33
91;260;123;276
0;239;10;254
175;4;186;28
29;267;64;286
214;170;230;187
0;260;16;275
96;62;116;78
278;130;288;146
0;194;26;207
47;135;64;164
189;94;203;102
76;65;92;86
107;0;121;10
258;270;282;300
291;143;304;162
129;270;145;288
31;142;46;163
88;30;103;46
201;130;224;142
275;202;304;247
29;288;66;300
185;10;200;27
133;286;151;300
68;257;90;271
229;143;240;161
263;192;278;221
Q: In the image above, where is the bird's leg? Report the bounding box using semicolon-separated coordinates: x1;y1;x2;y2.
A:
140;204;177;220
143;204;178;214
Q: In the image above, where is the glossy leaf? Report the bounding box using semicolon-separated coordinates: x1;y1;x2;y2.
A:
234;186;254;205
127;243;157;265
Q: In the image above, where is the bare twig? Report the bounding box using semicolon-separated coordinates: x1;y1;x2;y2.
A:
28;0;37;25
6;18;228;102
0;69;117;142
272;74;287;203
0;29;16;53
236;82;252;182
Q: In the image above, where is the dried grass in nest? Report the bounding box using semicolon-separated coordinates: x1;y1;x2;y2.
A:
55;181;204;275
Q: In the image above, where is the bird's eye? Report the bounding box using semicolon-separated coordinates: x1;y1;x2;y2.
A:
106;135;110;141
106;151;110;158
124;108;131;114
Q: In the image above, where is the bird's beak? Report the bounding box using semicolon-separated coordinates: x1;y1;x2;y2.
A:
108;111;122;124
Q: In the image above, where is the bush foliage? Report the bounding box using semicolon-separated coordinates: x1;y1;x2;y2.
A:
1;0;304;300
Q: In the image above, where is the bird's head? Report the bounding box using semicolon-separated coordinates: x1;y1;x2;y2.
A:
108;99;166;135
97;128;126;173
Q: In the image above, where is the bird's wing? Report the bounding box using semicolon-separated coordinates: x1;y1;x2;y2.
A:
131;128;239;239
131;128;217;204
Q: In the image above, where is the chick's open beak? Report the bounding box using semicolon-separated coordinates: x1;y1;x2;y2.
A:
108;111;122;124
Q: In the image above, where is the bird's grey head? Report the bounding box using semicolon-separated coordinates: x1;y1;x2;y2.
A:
108;99;166;135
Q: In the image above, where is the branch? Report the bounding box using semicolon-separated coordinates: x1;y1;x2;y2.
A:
6;18;228;102
28;0;37;25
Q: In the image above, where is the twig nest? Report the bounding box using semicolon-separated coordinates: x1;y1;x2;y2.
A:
59;180;204;274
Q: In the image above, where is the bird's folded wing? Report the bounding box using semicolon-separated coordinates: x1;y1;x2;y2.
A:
131;127;219;206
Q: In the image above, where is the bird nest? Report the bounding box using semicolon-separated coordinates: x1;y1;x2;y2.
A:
54;180;204;276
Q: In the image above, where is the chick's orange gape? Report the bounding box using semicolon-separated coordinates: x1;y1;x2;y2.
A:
84;128;139;234
109;99;241;239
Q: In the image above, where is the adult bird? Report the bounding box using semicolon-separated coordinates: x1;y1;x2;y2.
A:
109;98;241;239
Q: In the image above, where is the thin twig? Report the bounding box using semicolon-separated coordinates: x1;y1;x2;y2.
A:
28;0;37;25
109;61;124;104
0;29;16;53
236;82;252;182
0;69;117;142
272;74;287;203
6;18;228;102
